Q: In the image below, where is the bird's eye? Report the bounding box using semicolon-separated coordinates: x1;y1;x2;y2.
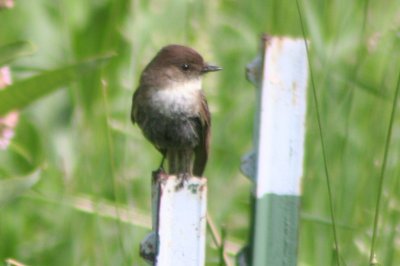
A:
181;63;190;71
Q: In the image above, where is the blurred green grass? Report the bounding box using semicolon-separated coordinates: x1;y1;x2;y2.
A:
1;0;400;265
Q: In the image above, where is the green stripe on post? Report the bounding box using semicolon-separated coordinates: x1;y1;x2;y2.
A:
252;194;300;265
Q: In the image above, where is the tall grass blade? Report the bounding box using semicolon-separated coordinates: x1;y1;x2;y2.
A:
0;41;35;66
0;170;40;206
369;68;400;265
0;54;114;115
295;0;341;265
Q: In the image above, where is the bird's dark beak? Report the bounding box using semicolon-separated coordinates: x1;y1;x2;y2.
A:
202;64;222;73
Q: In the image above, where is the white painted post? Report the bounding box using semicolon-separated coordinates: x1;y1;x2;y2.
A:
140;172;207;266
241;36;309;265
156;176;207;266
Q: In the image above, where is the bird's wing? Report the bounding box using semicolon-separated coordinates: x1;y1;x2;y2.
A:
193;91;211;177
131;87;140;124
131;86;167;160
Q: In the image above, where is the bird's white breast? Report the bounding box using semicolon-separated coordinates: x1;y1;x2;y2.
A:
149;78;202;115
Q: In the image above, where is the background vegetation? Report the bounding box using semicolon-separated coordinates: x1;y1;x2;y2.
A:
1;0;400;265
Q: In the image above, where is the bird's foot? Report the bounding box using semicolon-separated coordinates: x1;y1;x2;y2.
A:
175;172;191;190
152;167;168;182
177;172;190;180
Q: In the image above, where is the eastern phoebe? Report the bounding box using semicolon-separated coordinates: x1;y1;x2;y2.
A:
131;44;221;177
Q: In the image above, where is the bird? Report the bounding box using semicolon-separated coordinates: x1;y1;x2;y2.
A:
131;44;221;178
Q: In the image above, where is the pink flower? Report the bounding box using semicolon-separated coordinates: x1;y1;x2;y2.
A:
0;0;14;9
0;67;12;87
0;66;19;150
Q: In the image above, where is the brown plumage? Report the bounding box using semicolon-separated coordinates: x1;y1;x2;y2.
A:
131;45;221;177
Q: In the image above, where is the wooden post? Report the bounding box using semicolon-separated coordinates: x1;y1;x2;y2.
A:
140;171;207;266
241;36;309;265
